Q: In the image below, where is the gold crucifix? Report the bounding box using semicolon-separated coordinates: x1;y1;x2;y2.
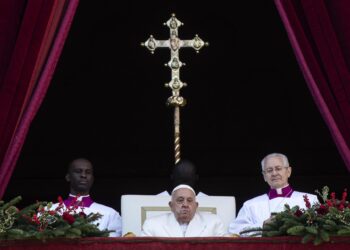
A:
142;13;208;164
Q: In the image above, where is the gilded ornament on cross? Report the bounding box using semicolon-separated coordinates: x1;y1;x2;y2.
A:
142;13;208;164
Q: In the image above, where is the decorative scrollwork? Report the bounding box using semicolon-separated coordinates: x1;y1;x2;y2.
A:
0;206;17;233
142;14;207;164
167;96;186;107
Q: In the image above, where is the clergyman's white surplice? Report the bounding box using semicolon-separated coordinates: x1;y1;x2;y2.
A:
228;191;318;235
50;198;122;237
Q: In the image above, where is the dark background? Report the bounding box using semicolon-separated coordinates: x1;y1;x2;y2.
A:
4;1;349;212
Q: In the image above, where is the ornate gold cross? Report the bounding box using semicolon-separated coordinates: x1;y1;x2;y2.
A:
142;13;208;164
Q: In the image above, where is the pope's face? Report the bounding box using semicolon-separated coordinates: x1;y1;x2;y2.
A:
169;188;198;224
263;156;291;189
66;159;94;195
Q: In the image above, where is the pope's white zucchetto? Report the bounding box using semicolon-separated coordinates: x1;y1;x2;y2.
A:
171;184;196;196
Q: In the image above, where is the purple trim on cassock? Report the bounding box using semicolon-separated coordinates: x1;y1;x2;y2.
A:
64;195;94;208
268;185;294;200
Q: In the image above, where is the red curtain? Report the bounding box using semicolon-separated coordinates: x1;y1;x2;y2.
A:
274;0;350;171
0;0;79;198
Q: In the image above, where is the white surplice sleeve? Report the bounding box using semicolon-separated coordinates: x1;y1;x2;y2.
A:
228;202;264;235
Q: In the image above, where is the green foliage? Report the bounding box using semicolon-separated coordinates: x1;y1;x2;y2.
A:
287;225;305;236
241;186;350;245
0;196;109;240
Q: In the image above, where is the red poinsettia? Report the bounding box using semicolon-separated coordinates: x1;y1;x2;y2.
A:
342;189;347;203
322;189;349;211
316;204;328;215
79;212;87;218
294;209;303;217
62;211;75;224
326;199;333;207
31;214;40;225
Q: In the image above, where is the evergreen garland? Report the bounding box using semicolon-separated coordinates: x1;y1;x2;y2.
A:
0;196;109;240
241;186;350;245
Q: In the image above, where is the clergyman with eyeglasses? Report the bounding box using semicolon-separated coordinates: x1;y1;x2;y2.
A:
141;184;227;237
228;153;318;236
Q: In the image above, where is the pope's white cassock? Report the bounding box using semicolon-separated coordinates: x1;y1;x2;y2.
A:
228;186;318;235
51;195;122;237
141;212;227;237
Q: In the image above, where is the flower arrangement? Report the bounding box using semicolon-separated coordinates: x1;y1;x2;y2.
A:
241;186;350;245
0;196;109;240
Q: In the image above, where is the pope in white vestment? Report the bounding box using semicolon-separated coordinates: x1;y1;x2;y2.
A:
142;211;226;237
141;184;227;237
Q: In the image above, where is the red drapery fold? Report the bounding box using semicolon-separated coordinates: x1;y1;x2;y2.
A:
274;0;350;171
0;0;79;198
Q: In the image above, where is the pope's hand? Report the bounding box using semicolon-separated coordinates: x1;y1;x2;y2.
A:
123;232;136;237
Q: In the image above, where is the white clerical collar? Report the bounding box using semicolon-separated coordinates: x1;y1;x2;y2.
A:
268;185;293;200
69;194;90;200
276;184;290;194
65;194;93;207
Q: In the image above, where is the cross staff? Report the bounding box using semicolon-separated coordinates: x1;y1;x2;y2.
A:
142;13;208;164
